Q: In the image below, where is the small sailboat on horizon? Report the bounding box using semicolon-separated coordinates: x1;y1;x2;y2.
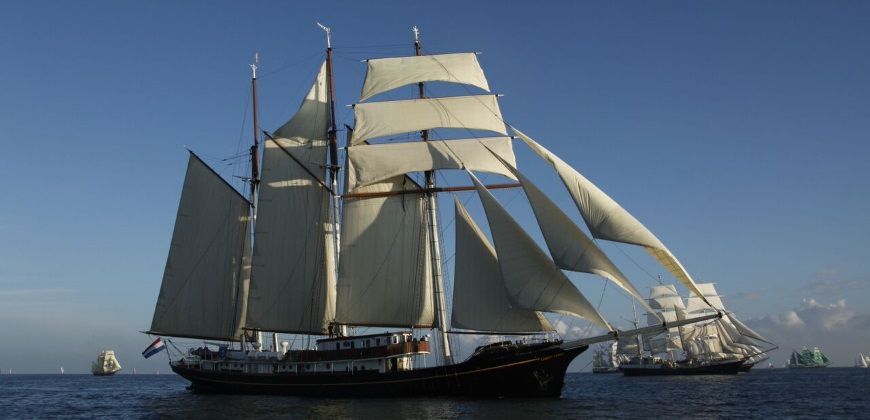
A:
855;352;868;368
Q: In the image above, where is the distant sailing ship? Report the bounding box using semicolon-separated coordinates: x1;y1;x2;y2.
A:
592;342;621;373
855;353;869;368
92;350;122;376
788;347;831;368
618;283;774;375
146;25;721;397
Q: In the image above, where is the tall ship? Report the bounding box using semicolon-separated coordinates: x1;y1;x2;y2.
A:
788;347;831;368
146;25;720;397
592;342;621;374
618;283;774;376
92;350;122;376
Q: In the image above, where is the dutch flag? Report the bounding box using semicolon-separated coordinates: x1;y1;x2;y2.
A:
142;338;166;359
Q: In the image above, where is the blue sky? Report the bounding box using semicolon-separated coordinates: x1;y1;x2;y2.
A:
1;1;868;372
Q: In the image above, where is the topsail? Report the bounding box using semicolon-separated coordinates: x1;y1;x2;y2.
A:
360;53;490;101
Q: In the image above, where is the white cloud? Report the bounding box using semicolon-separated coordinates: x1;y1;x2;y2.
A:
747;298;870;366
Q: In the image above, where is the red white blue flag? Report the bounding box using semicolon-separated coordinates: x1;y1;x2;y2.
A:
142;337;166;359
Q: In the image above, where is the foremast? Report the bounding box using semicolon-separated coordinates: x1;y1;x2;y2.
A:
414;26;453;365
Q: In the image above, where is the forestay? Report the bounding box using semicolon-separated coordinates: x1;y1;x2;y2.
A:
512;127;709;306
346;137;516;192
452;198;554;333
469;171;611;330
352;95;507;144
336;176;434;328
360;53;490;101
150;153;251;341
244;62;337;335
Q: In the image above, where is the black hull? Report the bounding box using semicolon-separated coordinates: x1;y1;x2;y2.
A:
738;362;756;372
92;372;119;376
620;359;744;376
172;342;586;398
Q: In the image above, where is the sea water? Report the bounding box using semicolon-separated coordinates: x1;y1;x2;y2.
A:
1;368;867;418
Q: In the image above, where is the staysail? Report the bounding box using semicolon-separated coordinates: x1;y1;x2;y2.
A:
488;152;655;315
512;127;709;306
150;153;251;341
469;171;611;330
244;62;337;335
452;198;554;333
360;53;490;101
335;176;434;327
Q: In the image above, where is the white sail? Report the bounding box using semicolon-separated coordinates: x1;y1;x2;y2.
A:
352;95;507;145
245;62;337;335
858;353;868;368
245;141;336;334
273;61;332;160
715;320;752;356
513;127;709;305
452;198;554;333
645;285;685;354
686;283;725;314
335;177;434;327
649;285;686;311
469;171;611;330
491;153;655;315
346;137;516;192
150;153;251;340
729;316;772;344
686;283;773;346
360;53;490;101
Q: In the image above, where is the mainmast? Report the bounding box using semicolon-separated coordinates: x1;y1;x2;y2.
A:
414;25;453;365
250;53;261;202
249;53;266;349
319;22;346;338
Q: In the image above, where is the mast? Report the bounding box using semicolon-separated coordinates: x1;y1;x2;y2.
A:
632;301;643;358
414;25;453;365
319;22;345;337
249;53;266;349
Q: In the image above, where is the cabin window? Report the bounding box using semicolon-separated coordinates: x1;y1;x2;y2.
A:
335;343;340;350
343;341;351;348
376;338;381;346
392;336;399;344
325;363;331;369
365;340;370;348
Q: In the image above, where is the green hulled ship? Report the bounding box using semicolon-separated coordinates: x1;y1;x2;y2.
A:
788;347;831;368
